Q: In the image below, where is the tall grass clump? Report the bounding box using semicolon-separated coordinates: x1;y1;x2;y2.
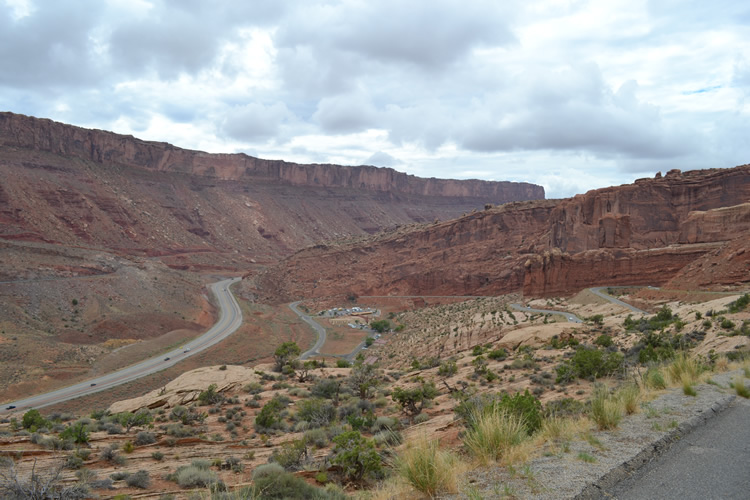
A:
733;376;750;399
643;366;667;390
666;353;704;386
617;384;641;415
396;436;463;497
590;384;622;430
463;406;527;464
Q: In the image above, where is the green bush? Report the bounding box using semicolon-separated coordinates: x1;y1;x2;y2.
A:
556;347;624;383
197;384;225;406
60;422;89;444
336;359;351;368
594;334;613;348
438;360;458;377
254;397;285;430
455;390;542;435
487;348;508;360
370;319;391;333
728;293;750;313
331;431;382;482
22;409;48;430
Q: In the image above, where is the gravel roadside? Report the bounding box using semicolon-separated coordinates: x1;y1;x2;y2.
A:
441;369;743;499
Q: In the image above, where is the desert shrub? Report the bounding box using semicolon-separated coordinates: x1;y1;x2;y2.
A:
544;398;586;418
65;454;84;470
396;437;461;496
125;470;150;489
311;379;342;400
455;390;542;434
391;381;438;420
100;445;126;465
122;441;134;453
295;398;336;428
590;384;623;430
270;439;309;470
594;334;613;348
0;460;90;499
198;384;225;406
556;347;624;383
21;409;49;431
173;464;218;488
438;360;458;377
244;382;264;394
166;423;195;438
487;348;508;360
331;431;382;482
102;422;124;435
134;431;156;446
336;359;351;368
59;421;89;445
728;293;750;313
251;463;345;499
170;405;206;425
463;406;527;464
720;318;736;330
371;416;398;432
304;428;329;448
151;451;164;461
373;429;403;447
254;397;286;431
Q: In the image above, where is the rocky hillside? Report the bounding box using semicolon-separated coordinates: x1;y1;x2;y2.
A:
259;165;750;300
0;112;543;272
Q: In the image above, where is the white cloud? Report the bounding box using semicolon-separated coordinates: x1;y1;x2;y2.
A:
1;0;748;197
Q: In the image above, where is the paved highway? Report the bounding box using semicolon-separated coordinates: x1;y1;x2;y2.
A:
590;286;648;314
509;303;583;323
290;301;328;360
1;277;243;414
607;397;750;499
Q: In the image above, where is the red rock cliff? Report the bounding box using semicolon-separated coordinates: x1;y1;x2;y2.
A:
0;112;543;202
260;164;750;300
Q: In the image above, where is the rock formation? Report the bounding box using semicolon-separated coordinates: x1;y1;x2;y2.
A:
259;165;750;299
0;112;544;270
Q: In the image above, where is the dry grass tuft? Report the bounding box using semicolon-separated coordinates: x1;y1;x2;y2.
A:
463;406;528;465
395;436;466;497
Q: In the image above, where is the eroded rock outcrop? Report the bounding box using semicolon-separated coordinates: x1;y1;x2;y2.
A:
260;165;750;299
0;112;543;200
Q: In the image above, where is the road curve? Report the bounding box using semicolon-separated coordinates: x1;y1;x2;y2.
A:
1;277;243;414
290;301;327;360
590;286;648;315
509;303;583;323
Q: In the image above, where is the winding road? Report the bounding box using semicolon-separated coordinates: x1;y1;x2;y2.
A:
290;301;328;360
1;277;243;414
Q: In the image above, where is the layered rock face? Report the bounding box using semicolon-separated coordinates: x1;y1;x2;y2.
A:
260;165;750;300
0;112;542;200
0;112;543;270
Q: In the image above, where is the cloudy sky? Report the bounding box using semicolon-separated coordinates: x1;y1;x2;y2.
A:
2;0;749;198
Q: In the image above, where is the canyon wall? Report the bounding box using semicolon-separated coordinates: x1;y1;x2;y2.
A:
0;112;545;271
260;165;750;300
0;112;543;201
